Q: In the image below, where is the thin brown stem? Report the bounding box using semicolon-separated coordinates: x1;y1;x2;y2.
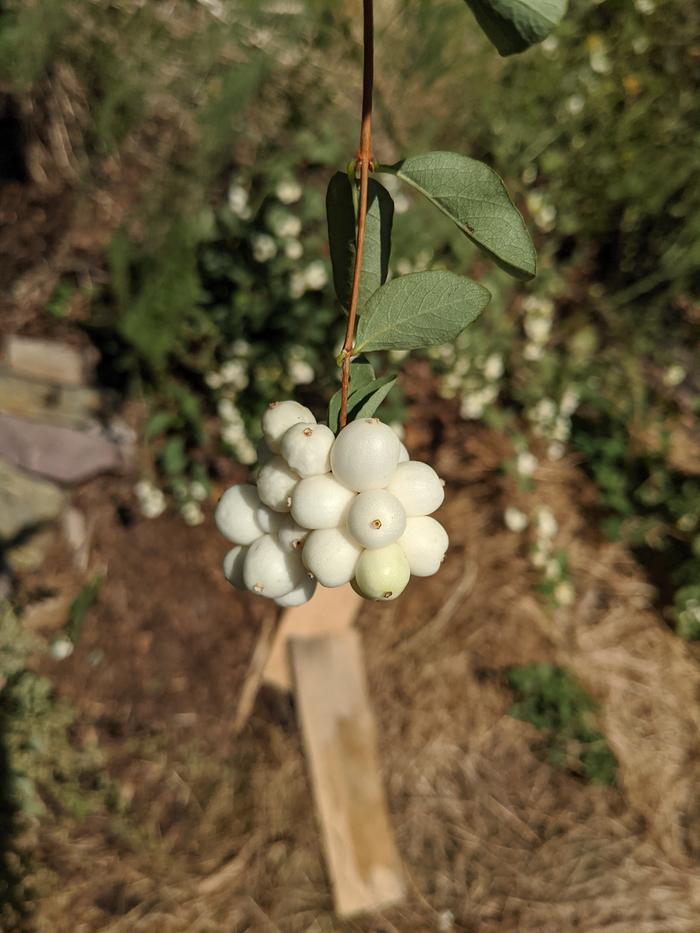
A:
339;0;374;430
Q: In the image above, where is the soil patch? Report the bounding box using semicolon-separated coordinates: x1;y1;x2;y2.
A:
22;402;700;931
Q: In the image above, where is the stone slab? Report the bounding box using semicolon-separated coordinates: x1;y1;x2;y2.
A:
4;335;95;386
0;457;66;541
0;368;101;429
0;413;126;485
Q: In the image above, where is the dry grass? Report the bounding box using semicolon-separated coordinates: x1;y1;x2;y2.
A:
25;421;700;931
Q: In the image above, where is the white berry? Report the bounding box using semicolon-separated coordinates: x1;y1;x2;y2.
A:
243;534;305;598
347;489;407;549
215;484;264;544
280;422;335;477
257;456;299;512
262;400;316;452
354;543;410;601
291;474;355;529
255;503;282;534
330;418;401;492
222;546;247;589
387;461;445;516
398;516;449;576
398;442;410;463
274;575;317;607
302;528;362;587
276;515;309;552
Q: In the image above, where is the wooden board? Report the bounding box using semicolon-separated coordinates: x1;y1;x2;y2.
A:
264;583;362;691
290;630;405;917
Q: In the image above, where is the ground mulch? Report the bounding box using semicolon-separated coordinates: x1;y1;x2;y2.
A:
20;390;700;932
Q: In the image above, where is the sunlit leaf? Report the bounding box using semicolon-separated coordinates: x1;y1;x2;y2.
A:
463;0;567;56
392;151;536;279
355;271;490;352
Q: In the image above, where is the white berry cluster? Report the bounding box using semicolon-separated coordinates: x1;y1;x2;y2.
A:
215;400;449;607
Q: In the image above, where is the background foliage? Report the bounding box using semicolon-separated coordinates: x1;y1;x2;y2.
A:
1;0;699;910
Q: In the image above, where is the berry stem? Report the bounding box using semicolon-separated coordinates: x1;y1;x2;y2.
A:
339;0;374;430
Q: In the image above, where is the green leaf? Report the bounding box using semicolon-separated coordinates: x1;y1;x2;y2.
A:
392;152;536;279
66;576;103;644
161;436;187;476
144;410;175;440
326;172;394;311
328;358;376;432
355;271;490;353
352;376;397;420
463;0;567;56
326;173;355;308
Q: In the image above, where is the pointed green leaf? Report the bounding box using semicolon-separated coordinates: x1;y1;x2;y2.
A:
355;272;490;353
349;375;397;421
463;0;567;57
392;152;536;280
326;173;356;309
326;172;394;311
327;358;376;432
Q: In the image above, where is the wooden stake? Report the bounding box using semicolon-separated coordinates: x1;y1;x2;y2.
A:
290;630;405;917
264;583;362;692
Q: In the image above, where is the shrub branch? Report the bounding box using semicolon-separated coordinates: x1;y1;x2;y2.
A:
339;0;374;429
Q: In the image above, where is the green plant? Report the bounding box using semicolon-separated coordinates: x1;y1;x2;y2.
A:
507;663;618;786
0;601;122;926
213;0;569;605
324;0;566;429
419;0;700;625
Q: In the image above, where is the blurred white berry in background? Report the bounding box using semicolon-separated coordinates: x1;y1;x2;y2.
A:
182;501;205;526
288;358;315;386
566;94;585;116
663;364;686;387
270;212;302;239
205;370;223;389
51;637;74;660
560;387;580;417
189;481;208;502
393;192;410;214
516;451;538;477
227;183;251;218
554;580;575;607
285;239;304;260
536;506;558;540
289;271;306;299
483;353;504;381
303;259;328;291
524;314;552;345
548;441;565;461
276;178;303;204
135;479;167;519
504;506;528;533
460;386;497;420
231;339;251;357
219;359;249;391
251;233;277;262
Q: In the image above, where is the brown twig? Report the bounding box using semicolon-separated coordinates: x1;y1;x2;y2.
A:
232;610;277;736
339;0;374;430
